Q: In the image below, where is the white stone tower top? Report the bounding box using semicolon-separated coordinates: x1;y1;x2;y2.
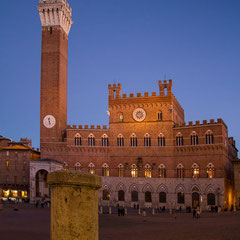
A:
37;0;73;36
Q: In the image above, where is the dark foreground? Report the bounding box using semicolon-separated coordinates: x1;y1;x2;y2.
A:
0;204;239;240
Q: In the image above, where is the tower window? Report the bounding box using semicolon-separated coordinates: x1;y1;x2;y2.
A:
176;133;184;146
158;111;163;120
206;130;214;144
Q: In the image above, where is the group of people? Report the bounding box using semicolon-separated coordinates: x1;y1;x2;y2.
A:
117;206;125;216
35;198;50;208
192;207;200;218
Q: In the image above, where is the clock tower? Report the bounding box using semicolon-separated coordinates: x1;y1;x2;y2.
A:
38;0;72;147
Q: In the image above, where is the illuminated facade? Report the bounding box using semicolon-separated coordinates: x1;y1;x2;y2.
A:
0;136;40;201
31;0;240;210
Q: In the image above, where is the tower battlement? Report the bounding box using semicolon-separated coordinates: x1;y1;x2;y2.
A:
38;0;72;36
158;79;172;96
108;83;122;99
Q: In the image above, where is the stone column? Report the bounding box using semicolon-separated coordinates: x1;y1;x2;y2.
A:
47;170;102;240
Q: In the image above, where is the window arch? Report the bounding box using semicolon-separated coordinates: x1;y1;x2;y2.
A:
102;163;109;176
206;130;214;144
118;163;124;177
207;193;216;205
145;191;152;202
88;133;95;146
88;162;95;174
207;163;215;178
190;131;198;145
74;133;82;146
117;134;124;147
102;134;109;147
158;164;166;178
177;163;184;178
158;133;166;146
130;133;137;147
158;111;163;120
144;133;151;147
176;132;184;146
177;192;185;204
192;163;199;178
119;112;124;122
75;162;81;170
131;164;138;178
131;191;138;202
118;190;125;201
144;163;152;178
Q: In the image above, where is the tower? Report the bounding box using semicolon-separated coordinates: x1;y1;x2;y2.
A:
37;0;72;147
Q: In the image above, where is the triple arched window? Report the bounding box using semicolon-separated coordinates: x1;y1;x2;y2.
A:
88;162;95;174
117;134;124;147
206;130;214;144
144;163;152;178
131;164;138;178
74;133;82;146
177;163;184;178
130;133;138;147
176;133;184;146
102;134;109;147
88;134;95;146
158;164;166;178
190;131;198;145
144;133;151;147
102;163;109;176
158;133;165;146
118;163;124;177
207;163;215;178
192;163;199;178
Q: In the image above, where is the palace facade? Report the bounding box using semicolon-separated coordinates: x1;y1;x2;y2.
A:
30;0;239;210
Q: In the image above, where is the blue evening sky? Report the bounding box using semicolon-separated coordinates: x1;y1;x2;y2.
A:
0;0;240;149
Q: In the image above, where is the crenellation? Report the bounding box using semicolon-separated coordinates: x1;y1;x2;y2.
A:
203;120;207;124
67;125;71;129
97;125;101;129
103;125;107;129
210;119;215;124
151;92;156;96
84;125;88;129
188;121;193;126
129;93;134;97
122;93;127;98
137;93;141;97
78;125;82;129
144;92;149;97
90;125;95;129
72;125;76;129
195;121;200;125
158;79;172;96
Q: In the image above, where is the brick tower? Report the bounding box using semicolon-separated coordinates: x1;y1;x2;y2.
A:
38;0;72;149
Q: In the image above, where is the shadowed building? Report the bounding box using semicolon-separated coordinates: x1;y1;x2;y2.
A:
31;0;239;210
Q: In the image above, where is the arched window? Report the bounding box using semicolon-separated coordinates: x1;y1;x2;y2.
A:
158;164;166;178
207;193;216;205
177;192;185;204
88;163;95;174
190;131;198;145
144;133;151;147
192;163;199;178
118;190;125;201
103;189;110;200
144;164;152;178
207;163;215;178
159;192;166;203
158;111;163;120
177;163;184;178
158;133;166;146
118;163;124;177
88;134;95;146
102;163;109;176
74;133;82;146
117;134;124;147
131;164;138;178
131;191;138;202
176;133;184;146
130;133;137;147
102;134;109;147
75;162;81;170
145;191;152;202
206;130;214;144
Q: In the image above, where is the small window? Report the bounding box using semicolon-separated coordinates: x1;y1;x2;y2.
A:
190;132;198;145
206;130;214;144
177;164;184;178
102;163;109;176
158;111;163;120
102;134;109;147
119;113;123;122
192;163;199;178
158;164;166;178
74;134;82;146
88;163;95;174
118;164;124;177
176;133;184;146
207;163;215;178
131;164;138;178
158;133;166;147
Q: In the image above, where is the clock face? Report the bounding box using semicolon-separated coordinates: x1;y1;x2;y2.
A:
43;115;56;128
132;108;146;122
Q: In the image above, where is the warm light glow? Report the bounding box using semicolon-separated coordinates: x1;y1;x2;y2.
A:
207;168;215;178
12;190;18;197
131;168;138;178
3;190;9;197
192;168;199;178
89;168;95;174
22;191;27;198
145;168;152;178
6;160;9;167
